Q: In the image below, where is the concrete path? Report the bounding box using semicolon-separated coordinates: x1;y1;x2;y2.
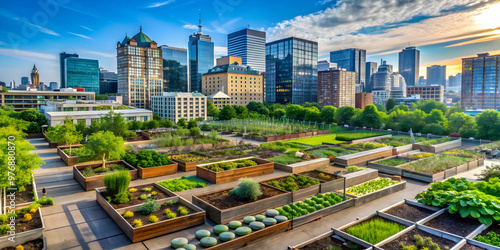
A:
30;137;491;250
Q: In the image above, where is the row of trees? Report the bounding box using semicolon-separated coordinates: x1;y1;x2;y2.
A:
0;106;48;133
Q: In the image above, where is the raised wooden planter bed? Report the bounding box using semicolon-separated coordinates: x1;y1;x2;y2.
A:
339;168;378;188
95;187;205;243
260;175;321;201
273;158;330;174
0;209;45;249
401;158;482;183
338;179;406;206
196;157;274;184
334;146;393;166
367;155;416;175
375;224;464;249
348;134;392;144
172;158;202;172
299;170;346;193
73;160;137;191
292;194;356;227
413;138;462;153
192;184;291;224
136;163;178;179
56;145;81;166
154;141;233;154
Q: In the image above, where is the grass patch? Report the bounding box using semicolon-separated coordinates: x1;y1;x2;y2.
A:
444;149;483;159
309;147;359;158
285;134;345;146
266;152;303;165
346;217;405;244
157;176;208;192
259;141;309;152
419;137;452;146
376;136;426;147
334;131;388;141
375;157;410;166
400;154;472;174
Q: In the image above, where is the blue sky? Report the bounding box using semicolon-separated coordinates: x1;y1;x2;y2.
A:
1;0;500;85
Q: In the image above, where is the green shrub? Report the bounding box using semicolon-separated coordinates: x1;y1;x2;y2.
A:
229;178;262;201
0;214;8;223
104;171;131;196
139;199;161;215
113;191;132;204
122;130;138;138
346;165;366;172
474;231;500;247
267;175;320;192
203;159;258;172
346;218;405;244
124;150;171;168
94;166;108;173
419;137;452;146
82;166;95;177
478;165;500;180
36;196;55;205
0;225;10;234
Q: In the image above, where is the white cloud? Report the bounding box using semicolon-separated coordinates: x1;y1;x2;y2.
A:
146;0;175;8
80;25;93;31
0;48;57;61
214;46;227;56
68;32;93;40
183;24;198;30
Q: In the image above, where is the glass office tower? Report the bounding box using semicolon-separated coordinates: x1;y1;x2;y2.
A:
227;28;266;73
188;24;214;93
60;52;79;88
330;49;366;92
426;65;446;87
365;62;377;92
65;57;99;94
462;53;500;110
398;46;420;87
161;45;188;92
266;37;318;104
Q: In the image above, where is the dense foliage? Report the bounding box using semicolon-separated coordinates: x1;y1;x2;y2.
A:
85;131;126;168
474;232;500;247
276;192;347;219
346;218;405;244
375;157;409;166
346;178;399;196
124;150;171;168
267;175;320;192
399;154;471;174
419;137;452;146
202;159;258;172
376;136;426;147
157;176;209;192
172;154;208;162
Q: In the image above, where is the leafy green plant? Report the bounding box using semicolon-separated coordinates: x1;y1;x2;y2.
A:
346;218;405;244
202;159;258;172
104;171;131;197
346;166;366;172
267;174;320;192
375;158;409;166
124;150;171;168
276;192;347;219
157;176;208;192
0;225;10;234
82;166;95;177
139;199;161;215
113;191;132;204
399;234;449;250
229;178;263;201
477;165;500;180
178;206;189;216
346;178;398;196
474;231;500;247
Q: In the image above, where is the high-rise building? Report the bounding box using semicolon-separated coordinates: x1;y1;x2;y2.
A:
407;86;444;102
151;92;206;123
371;60;406;104
330;48;366;92
117;27;163;109
99;68;118;94
160;45;188;92
189;18;214;93
365;62;377;92
49;82;57;90
426;65;446;87
59;52;79;88
398;46;420;87
266;37;318;104
65;57;99;94
317;69;355;108
462;53;500;110
227;28;266;73
31;64;40;86
202;59;263;106
21;77;29;85
448;73;462;87
419;76;427;86
317;60;337;72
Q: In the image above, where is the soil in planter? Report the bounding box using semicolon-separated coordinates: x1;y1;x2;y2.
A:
479;223;500;236
424;212;482;237
2;238;44;250
102;184;172;209
79;163;130;177
0;211;42;236
198;185;287;210
6;184;36;204
299;235;363;250
381;228;456;250
460;244;486;250
384;203;435;222
299;170;340;182
123;202;195;227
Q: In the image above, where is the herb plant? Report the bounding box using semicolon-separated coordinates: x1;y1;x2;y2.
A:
229;178;262;201
267;175;320;192
346;218;405;244
202;159;258;172
474;232;500;247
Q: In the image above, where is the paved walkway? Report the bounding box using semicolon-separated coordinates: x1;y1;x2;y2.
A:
30;137;494;250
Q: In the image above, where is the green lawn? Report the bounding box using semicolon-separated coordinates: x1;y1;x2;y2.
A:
285;134;345;146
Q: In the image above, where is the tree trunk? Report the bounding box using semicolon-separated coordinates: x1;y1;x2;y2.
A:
102;153;106;168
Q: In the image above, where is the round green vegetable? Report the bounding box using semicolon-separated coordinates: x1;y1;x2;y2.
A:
200;237;217;247
243;216;256;224
274;215;288;223
171;237;188;248
255;215;266;221
235;226;252;236
213;225;229;234
228;221;242;229
265;209;279;217
219;232;235;242
182;244;196;250
262;218;277;226
195;229;211;239
249;221;265;230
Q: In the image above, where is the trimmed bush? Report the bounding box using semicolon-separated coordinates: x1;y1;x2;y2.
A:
229;178;262;201
213;224;229;234
249;221;265;230
124;149;172;168
171;237;188;248
200;237;217;247
262;218;277;226
195;229;211;239
104;171;131;197
243;216;256;224
219;232;235;242
228;221;242;229
235;226;252;236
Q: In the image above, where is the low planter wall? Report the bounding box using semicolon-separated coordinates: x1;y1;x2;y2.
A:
0;210;45;249
413;138;462;153
338;180;407;206
172;159;201;172
95;187;204;243
273;158;330;174
136;163;178;179
319;175;346;193
196;157;274;184
393;144;414;154
348;134;392;144
73;160;138;191
378;199;442;224
56;145;81;166
334;146;394;166
192;184;291;224
26;133;43;139
375;224;464;249
339;168;379;188
401;158;482;183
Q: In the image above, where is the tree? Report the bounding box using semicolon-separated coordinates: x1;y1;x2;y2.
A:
459;123;478;138
286;104;306;120
304;107;320;122
388;104;409;113
448;113;475;133
334;106;356;125
397;109;427;132
247;101;268;115
45;124;65;143
303;102;320;110
385;98;396;112
319;106;336;123
62;118;83;155
95;94;108;100
187;119;198;129
177;118;187;128
190;127;202;136
162;119;173;128
421;123;447;135
355;105;382;128
153;114;162;121
147;120;160;129
100;111;127;137
0;105;13;111
271;108;286;118
0;86;8;93
375;104;387;113
475;110;500;140
424;109;448;129
383;109;407;130
207;101;219;117
76;120;87;134
218;105;237;120
412;99;447;114
234;105;249;119
127;120;142;130
446;104;464;117
85;131;125;168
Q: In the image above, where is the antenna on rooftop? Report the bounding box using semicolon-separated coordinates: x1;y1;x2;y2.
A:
198;10;203;34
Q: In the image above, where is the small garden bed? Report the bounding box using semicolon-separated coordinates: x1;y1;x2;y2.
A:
379;228;459;250
196;158;274;184
2;238;44;250
423;211;482;237
293;232;363;250
299;170;345;193
343;215;406;245
376;135;427;147
398;154;477;182
334;131;389;142
124;150;177;178
383;202;437;223
73;160;138;191
472;224;500;248
157;176;209;192
340;178;406;206
444;149;484;160
420;137;452;146
0;206;45;249
2;182;38;210
375;156;412;167
413;137;461;153
100;183;176;209
331;144;393;166
263;174;321;200
172;153;210;171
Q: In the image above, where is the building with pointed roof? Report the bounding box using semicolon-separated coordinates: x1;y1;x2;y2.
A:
117;27;162;109
207;91;231;109
31;64;40;86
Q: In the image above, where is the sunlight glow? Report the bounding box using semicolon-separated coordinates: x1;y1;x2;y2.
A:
475;2;500;30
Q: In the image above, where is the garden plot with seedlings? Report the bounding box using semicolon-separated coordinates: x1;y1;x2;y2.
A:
339;177;406;206
299;170;346;193
326;143;392;166
377;226;463;250
123;149;177;178
381;200;440;223
196;157;274;184
73;160;138;191
413;137;462;153
192;178;291;224
262;174;321;200
100;183;176;209
376;135;427;147
157;176;209;192
0;204;45;249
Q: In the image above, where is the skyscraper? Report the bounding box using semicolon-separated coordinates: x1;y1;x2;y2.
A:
21;77;29;85
462;53;500;110
65;57;99;94
317;69;356;108
60;52;79;88
49;82;58;90
227;28;266;73
117;27;163;109
365;62;378;92
330;48;366;92
449;73;462;87
426;65;446;87
31;64;40;86
266;37;318;104
160;45;188;92
99;68;117;95
371;60;406;104
398;46;420;87
188;17;214;93
317;60;337;72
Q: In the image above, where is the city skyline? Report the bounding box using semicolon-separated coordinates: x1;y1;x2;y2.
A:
1;0;500;84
